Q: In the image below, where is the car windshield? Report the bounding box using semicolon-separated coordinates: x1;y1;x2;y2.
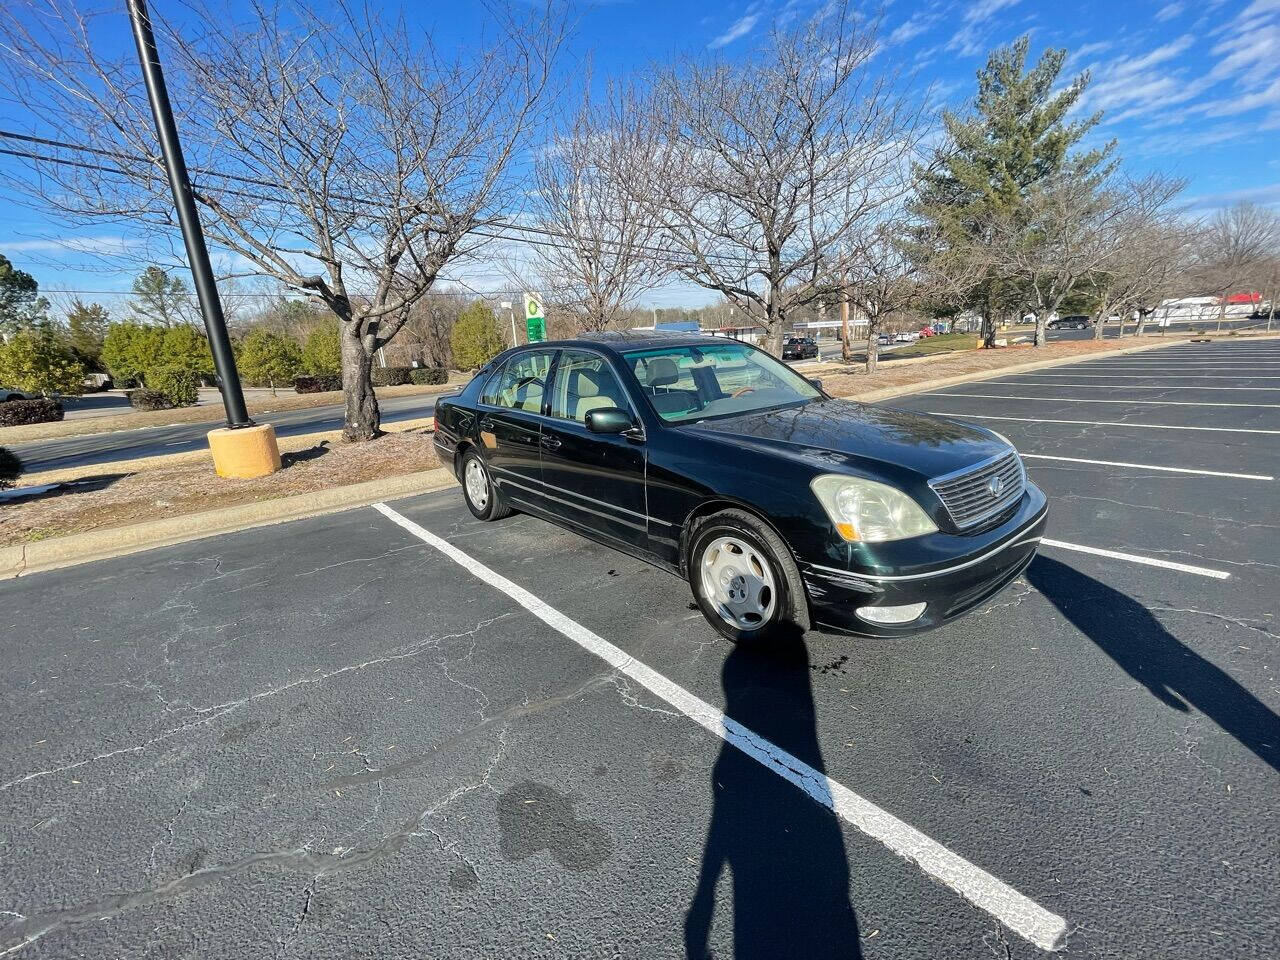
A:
623;341;822;423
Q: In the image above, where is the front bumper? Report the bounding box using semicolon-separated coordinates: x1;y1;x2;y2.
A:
801;485;1048;637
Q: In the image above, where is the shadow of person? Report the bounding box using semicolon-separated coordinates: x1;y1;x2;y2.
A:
1026;556;1280;774
685;637;862;960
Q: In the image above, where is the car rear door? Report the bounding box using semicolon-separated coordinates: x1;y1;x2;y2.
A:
538;349;649;551
475;348;558;507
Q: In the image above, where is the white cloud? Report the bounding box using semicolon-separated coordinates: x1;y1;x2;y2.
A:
887;12;934;46
1155;2;1184;22
1185;180;1280;210
947;0;1021;56
710;4;763;49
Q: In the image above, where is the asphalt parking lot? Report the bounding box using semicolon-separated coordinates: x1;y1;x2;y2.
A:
2;339;1277;958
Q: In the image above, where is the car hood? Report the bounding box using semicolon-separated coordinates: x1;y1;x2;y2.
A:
679;398;1009;481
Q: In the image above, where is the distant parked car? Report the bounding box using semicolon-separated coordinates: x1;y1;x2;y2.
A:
1047;315;1093;330
1;386;34;402
781;337;819;360
918;327;935;337
877;334;893;346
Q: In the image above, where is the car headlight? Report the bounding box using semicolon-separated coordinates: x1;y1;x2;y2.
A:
810;474;938;543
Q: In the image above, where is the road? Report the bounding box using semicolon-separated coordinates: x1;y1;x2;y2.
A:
2;339;1276;958
10;390;453;474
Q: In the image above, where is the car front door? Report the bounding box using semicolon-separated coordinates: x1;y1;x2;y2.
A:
476;348;558;508
539;349;649;551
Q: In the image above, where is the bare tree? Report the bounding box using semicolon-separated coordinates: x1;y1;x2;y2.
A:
0;0;563;439
1085;174;1189;339
1193;202;1280;332
526;90;667;332
836;222;924;373
621;2;920;356
993;172;1136;348
398;291;467;369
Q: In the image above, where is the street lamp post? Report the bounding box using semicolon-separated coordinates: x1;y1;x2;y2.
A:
127;0;280;476
500;301;518;347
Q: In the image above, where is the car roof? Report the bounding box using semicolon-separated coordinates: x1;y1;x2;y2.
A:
572;330;744;354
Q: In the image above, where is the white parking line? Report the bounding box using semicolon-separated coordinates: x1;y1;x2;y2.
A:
1021;453;1273;481
1003;374;1280;380
1040;538;1231;579
927;412;1280;435
924;392;1280;408
371;501;1069;952
989;382;1280;391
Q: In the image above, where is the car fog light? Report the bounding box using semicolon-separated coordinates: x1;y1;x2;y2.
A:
856;602;926;625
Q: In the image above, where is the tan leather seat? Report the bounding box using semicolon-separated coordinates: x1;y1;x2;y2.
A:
572;371;615;421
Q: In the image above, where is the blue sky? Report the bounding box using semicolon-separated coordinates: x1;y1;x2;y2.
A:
1;0;1277;311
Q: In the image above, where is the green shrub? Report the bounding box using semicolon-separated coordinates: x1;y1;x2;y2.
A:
371;365;412;387
0;446;22;489
0;327;86;396
128;389;175;411
409;367;448;385
294;375;342;394
159;325;213;377
0;397;64;426
143;365;199;407
101;322;164;387
302;324;342;377
450;301;505;370
237;328;303;391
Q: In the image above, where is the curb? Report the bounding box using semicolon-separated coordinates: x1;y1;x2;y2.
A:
18;417;437;487
1;467;456;580
831;337;1192;404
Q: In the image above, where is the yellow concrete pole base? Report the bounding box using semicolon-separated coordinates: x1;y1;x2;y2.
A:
207;424;282;479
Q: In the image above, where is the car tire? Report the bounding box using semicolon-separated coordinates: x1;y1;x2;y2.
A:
686;509;809;646
1076;322;1086;330
459;449;513;522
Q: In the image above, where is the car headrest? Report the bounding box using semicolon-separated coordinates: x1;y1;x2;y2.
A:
646;357;679;387
573;370;600;397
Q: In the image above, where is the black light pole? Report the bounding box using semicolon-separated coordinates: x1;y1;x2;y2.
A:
126;0;252;429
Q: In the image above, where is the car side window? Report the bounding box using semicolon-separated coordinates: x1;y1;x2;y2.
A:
480;350;555;412
548;351;632;423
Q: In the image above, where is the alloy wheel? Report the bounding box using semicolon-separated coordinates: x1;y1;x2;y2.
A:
464;458;489;511
699;535;777;630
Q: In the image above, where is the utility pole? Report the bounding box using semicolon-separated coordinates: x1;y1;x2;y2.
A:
840;284;851;364
128;0;279;476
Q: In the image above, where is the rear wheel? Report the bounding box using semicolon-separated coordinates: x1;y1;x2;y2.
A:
686;509;808;645
460;450;512;521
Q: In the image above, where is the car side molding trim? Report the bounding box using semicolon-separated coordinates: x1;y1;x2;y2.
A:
488;464;679;530
808;528;1045;584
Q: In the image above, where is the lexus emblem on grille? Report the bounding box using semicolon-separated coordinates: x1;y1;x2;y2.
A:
987;475;1005;497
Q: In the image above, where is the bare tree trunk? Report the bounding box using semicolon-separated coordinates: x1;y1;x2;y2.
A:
1033;314;1047;348
840;289;851;364
341;326;380;441
865;318;879;374
1217;299;1225;333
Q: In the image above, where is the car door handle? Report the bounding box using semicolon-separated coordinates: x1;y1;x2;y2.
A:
479;417;495;431
539;435;562;450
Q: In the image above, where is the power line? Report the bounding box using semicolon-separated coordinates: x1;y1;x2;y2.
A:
0;129;759;273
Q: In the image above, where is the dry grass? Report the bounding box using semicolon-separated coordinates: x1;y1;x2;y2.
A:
0;379;466;445
1;429;442;547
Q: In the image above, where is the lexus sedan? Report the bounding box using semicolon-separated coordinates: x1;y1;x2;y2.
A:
433;332;1047;644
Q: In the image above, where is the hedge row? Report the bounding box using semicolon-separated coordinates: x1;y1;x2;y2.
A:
0;397;64;426
294;375;342;394
0;446;22;489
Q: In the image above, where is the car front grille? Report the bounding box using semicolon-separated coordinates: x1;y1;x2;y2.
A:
928;450;1026;530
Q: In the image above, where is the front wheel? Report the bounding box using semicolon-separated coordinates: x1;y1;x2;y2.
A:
686;509;809;645
460;450;513;521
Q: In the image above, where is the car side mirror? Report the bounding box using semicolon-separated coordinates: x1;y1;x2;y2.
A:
585;407;636;435
807;377;823;391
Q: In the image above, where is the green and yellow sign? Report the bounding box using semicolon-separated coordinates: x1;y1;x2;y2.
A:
524;292;546;343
